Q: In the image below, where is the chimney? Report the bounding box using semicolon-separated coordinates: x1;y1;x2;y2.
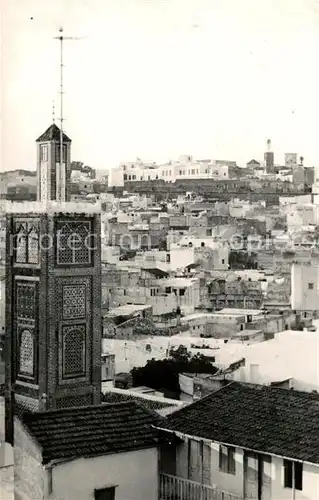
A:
176;306;181;326
250;364;260;384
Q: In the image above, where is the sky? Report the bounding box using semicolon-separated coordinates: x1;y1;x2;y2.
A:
2;0;319;171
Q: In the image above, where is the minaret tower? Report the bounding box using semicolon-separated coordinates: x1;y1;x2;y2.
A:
264;138;275;174
4;29;101;447
36;122;72;202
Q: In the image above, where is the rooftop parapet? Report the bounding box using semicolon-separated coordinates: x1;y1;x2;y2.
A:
0;200;101;215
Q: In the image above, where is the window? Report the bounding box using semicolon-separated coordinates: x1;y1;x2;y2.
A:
201;242;205;247
308;282;314;290
219;445;236;475
284;460;303;491
95;487;115;500
56;220;92;266
222;259;225;264
62;324;86;379
19;329;34;376
40;145;48;162
14;221;39;265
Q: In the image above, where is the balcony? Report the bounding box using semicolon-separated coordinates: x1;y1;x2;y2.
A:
160;473;243;500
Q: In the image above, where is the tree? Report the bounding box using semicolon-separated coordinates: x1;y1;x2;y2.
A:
131;345;218;397
169;345;191;363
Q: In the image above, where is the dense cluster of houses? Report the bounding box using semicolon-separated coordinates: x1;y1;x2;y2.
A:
1;127;319;500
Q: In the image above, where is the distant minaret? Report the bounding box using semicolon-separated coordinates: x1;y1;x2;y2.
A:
264;138;274;173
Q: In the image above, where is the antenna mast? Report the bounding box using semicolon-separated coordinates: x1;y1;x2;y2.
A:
53;27;85;202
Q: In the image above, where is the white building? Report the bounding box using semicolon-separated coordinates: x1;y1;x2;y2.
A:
229;329;319;392
291;262;319;312
109;156;233;186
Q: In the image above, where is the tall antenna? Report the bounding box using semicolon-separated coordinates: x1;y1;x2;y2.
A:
53;27;85;201
52;100;55;123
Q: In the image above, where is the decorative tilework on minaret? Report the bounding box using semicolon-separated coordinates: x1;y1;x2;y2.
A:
4;201;102;445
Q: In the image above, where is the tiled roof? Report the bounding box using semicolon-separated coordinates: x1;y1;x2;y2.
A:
160;382;319;464
21;401;160;465
102;391;177;412
36;123;71;143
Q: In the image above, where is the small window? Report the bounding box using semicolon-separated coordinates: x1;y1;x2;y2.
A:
219;445;236;475
308;282;314;290
201;242;205;247
284;460;303;491
222;259;225;264
40;145;48;162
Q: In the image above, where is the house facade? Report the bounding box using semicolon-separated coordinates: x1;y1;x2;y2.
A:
14;401;161;500
157;382;319;500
